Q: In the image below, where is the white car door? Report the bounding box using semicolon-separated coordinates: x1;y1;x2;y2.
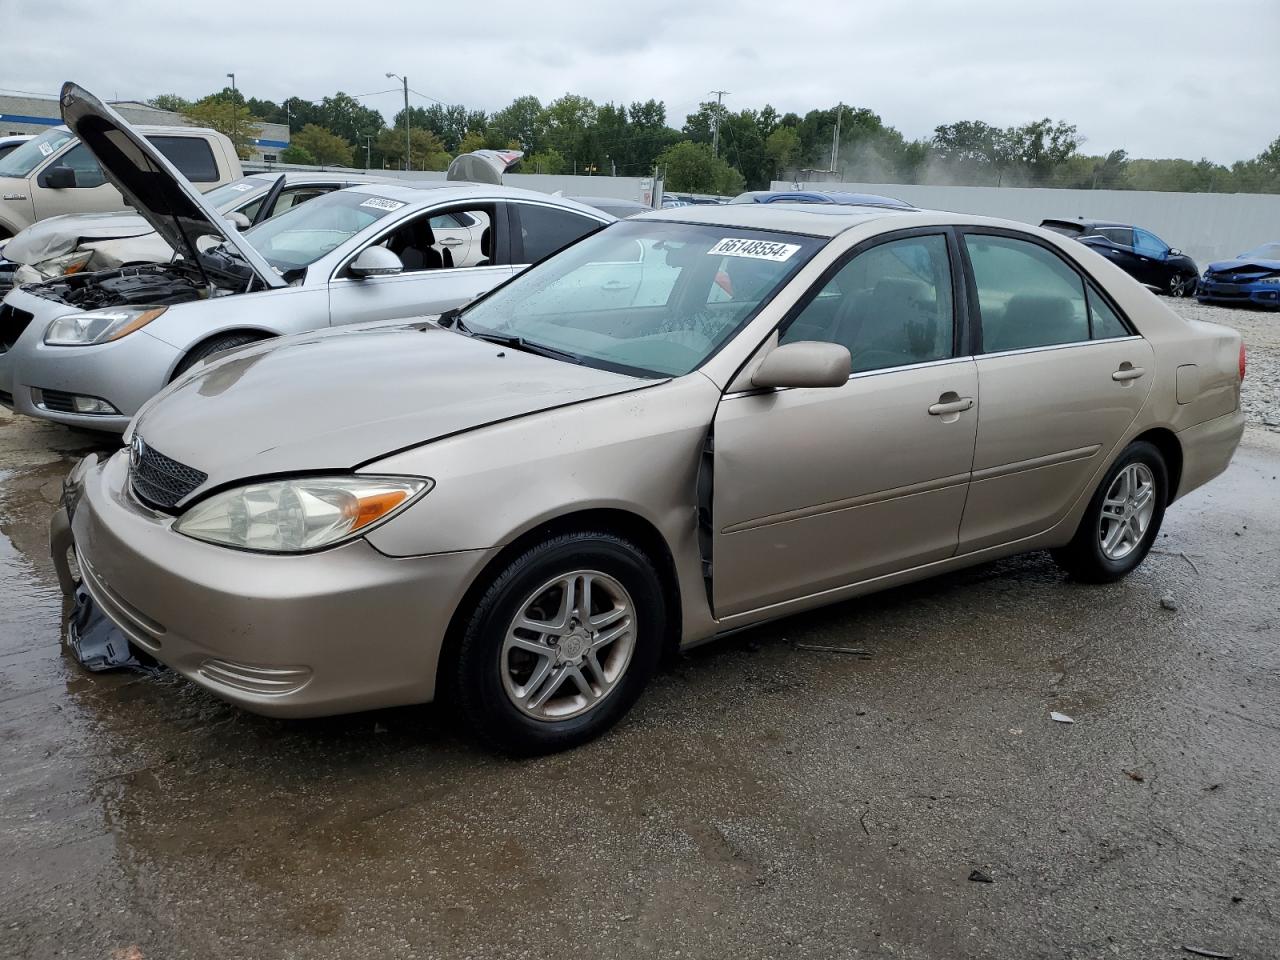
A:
429;211;483;267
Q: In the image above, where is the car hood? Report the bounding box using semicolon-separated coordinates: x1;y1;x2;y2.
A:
132;322;653;501
1;211;154;265
1206;258;1280;274
58;82;283;290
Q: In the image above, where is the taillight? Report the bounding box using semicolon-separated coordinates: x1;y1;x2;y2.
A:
1239;342;1247;382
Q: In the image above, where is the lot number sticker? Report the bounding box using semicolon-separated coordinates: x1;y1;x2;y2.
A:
38;142;54;157
708;237;801;262
360;197;406;212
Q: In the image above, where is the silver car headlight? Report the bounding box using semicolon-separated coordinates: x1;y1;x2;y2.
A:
44;305;168;346
173;476;431;553
34;250;94;279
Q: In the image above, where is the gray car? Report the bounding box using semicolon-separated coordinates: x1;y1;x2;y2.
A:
53;199;1245;754
0;84;612;431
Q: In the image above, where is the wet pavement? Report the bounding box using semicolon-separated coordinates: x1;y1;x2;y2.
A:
2;302;1279;959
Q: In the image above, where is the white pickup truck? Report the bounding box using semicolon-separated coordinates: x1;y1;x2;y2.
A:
0;125;241;239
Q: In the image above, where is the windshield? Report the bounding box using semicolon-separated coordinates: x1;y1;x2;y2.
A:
1240;243;1280;261
243;189;406;272
460;220;822;377
0;129;73;178
201;177;271;213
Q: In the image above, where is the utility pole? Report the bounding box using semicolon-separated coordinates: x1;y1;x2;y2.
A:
386;72;410;170
364;133;373;170
710;90;729;157
830;103;843;175
226;73;238;155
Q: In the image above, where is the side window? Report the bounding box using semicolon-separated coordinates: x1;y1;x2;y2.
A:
147;136;219;183
517;204;602;263
375;205;496;272
781;233;954;374
273;186;333;215
1132;228;1168;258
1098;227;1134;248
1087;286;1130;340
51;143;107;188
963;234;1090;352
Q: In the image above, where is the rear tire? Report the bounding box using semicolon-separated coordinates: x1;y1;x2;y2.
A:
171;332;266;380
448;532;665;755
1051;441;1168;583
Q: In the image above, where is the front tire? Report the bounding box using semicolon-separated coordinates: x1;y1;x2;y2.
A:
171;332;266;380
449;532;666;755
1051;441;1168;583
1168;273;1194;298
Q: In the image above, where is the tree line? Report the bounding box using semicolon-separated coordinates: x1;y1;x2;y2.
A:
151;89;1280;196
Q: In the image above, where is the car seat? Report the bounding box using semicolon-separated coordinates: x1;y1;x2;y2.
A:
476;226;492;267
394;220;444;271
989;294;1084;351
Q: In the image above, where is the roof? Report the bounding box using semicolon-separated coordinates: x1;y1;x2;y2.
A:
339;181;616;219
635;201;917;237
732;190;914;209
1042;217;1130;229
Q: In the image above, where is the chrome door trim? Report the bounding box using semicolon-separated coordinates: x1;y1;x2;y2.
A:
722;354;977;399
978;335;1145;361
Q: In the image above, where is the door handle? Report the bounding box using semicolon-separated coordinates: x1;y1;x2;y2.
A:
439;238;464;246
1112;364;1145;382
601;280;629;291
928;396;974;416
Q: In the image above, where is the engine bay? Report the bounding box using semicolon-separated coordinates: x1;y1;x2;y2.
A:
27;260;244;311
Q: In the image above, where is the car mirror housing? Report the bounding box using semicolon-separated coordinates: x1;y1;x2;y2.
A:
751;341;851;390
349;246;404;279
39;166;77;189
223;211;251;231
1168;247;1181;257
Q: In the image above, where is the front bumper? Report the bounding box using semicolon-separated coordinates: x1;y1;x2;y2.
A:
1;285;181;432
53;450;489;717
1196;280;1280;309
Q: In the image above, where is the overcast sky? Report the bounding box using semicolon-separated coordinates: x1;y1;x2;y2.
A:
3;0;1277;163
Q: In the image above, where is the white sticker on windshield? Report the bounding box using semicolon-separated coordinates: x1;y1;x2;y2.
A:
708;237;801;262
230;182;255;191
360;197;406;212
38;142;54;157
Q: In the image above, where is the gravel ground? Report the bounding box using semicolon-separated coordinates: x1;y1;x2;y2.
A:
1165;297;1280;430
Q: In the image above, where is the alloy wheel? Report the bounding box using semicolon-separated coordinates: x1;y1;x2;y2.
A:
500;570;637;721
1097;463;1157;561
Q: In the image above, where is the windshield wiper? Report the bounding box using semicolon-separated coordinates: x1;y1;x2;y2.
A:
468;329;580;363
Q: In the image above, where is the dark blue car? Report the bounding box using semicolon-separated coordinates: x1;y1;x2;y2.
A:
729;190;915;209
1197;242;1280;309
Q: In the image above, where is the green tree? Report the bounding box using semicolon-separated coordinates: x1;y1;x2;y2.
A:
520;148;567;175
457;130;488;155
279;144;317;165
148;93;190;113
182;97;260;159
542;94;598;163
376;127;450;171
318;92;385;147
489;95;546;150
765;126;801;176
291;124;354;166
657;141;745;195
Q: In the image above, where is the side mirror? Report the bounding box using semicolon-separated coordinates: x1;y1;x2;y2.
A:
1168;248;1181;257
223;211;252;231
39;166;77;189
349;246;404;278
751;341;851;390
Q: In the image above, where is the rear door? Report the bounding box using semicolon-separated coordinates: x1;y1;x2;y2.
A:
711;230;979;617
326;201;514;325
956;230;1154;552
510;201;609;268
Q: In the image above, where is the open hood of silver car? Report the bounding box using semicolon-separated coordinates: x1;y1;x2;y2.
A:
130;322;651;502
58;82;283;289
446;149;524;184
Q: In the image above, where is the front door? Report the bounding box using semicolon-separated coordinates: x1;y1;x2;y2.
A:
327;202;513;325
30;142;121;220
711;231;978;618
956;230;1154;552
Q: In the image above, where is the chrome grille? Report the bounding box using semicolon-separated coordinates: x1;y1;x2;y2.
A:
129;438;207;510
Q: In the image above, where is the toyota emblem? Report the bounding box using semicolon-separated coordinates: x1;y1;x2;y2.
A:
129;436;144;469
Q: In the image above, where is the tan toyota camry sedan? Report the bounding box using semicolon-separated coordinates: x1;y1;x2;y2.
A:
52;203;1246;753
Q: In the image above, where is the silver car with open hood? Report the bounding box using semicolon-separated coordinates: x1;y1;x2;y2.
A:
0;83;611;431
52;201;1245;754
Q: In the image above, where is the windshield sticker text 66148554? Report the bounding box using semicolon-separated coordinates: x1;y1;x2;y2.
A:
707;237;801;262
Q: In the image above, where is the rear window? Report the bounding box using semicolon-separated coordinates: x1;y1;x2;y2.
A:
148;136;219;183
516;204;604;263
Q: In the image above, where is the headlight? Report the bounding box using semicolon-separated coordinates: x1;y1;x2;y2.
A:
173;476;430;553
44;305;168;346
35;250;93;278
1258;276;1280;286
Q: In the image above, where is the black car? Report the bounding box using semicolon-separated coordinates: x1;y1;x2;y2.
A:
1041;218;1200;297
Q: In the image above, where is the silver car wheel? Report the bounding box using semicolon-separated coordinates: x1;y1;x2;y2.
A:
1097;463;1156;561
501;570;637;721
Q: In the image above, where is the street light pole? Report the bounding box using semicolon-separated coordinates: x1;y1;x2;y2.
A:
386;72;410;170
226;73;239;155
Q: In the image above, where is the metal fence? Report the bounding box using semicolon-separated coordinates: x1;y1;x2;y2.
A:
771;180;1280;267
